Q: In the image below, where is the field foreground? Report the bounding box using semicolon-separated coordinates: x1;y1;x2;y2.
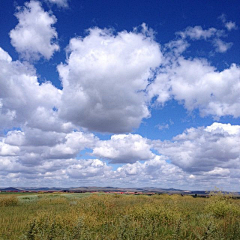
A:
0;192;240;239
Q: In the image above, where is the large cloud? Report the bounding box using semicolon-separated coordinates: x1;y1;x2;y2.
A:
1;123;240;190
114;155;240;190
66;159;111;179
93;134;154;163
10;0;59;60
148;23;239;117
115;155;184;181
0;126;103;186
0;47;71;132
1;8;240;190
58;26;162;133
169;59;240;117
48;131;97;159
153;123;240;174
150;57;240;118
0;157;111;187
1;128;97;165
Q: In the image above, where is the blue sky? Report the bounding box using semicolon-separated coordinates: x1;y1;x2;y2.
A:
0;0;240;191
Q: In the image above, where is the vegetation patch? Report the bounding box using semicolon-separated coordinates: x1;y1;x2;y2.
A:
0;193;239;239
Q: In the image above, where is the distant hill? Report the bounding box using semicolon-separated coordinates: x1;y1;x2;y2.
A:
1;186;239;196
0;187;22;192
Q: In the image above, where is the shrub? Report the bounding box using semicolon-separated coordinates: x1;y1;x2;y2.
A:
205;191;240;218
0;196;19;207
23;212;85;240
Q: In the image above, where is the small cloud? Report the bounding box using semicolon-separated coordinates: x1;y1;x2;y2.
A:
205;167;230;177
213;39;232;53
219;14;227;23
175;25;231;54
225;21;238;31
156;120;173;131
177;26;220;40
9;1;59;61
219;14;238;31
157;124;169;130
45;0;69;8
169;119;174;125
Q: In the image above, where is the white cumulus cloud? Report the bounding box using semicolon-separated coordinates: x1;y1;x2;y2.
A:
93;134;154;163
153;123;240;174
58;26;162;133
115;155;187;187
150;57;240;118
66;159;111;179
10;0;59;60
0;47;70;132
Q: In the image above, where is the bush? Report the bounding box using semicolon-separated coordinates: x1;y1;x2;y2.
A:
206;191;240;218
23;212;85;240
0;196;19;207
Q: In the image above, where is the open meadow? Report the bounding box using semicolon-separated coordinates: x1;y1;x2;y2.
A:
0;192;240;240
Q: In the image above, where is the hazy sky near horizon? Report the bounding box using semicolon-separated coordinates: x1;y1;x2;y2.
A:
0;0;240;191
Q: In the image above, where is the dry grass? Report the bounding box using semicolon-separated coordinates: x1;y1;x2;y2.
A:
0;192;239;239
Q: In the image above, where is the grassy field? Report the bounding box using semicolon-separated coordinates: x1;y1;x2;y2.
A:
0;192;239;239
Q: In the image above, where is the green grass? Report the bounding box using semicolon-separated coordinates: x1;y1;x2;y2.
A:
0;192;239;239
